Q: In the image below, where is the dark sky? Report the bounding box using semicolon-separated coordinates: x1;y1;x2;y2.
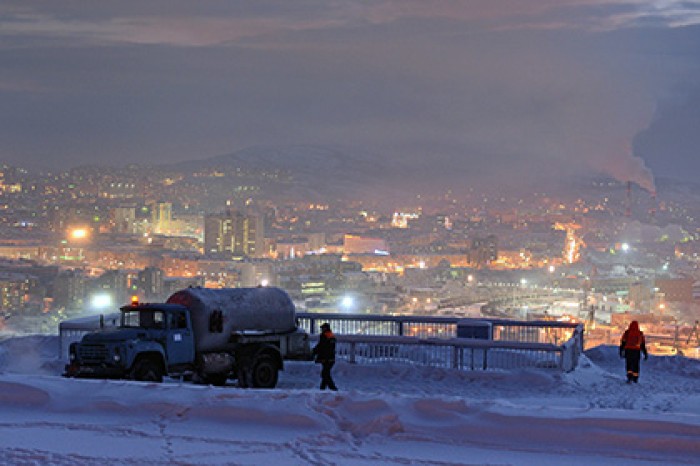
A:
1;1;699;190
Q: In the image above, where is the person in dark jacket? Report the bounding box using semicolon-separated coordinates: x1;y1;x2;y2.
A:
619;320;648;383
312;322;337;391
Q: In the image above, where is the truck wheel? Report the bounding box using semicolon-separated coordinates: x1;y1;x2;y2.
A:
132;359;163;383
252;355;278;388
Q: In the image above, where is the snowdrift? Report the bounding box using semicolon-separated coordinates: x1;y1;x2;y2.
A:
0;336;699;465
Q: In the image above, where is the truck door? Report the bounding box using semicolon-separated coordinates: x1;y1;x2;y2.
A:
166;310;195;366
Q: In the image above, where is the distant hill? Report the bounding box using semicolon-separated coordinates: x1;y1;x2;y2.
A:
152;145;700;208
165;144;406;204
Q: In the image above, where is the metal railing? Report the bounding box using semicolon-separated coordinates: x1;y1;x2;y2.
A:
300;312;583;372
298;313;582;345
316;334;573;371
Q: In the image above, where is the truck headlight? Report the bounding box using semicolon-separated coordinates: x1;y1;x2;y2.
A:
69;352;76;361
113;346;121;362
113;354;121;362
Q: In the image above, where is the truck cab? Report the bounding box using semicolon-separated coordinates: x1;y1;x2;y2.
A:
65;302;196;382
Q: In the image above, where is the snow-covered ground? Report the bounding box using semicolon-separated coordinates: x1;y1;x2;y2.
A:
0;336;699;465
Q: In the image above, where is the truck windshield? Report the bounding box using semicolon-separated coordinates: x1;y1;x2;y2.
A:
121;309;166;329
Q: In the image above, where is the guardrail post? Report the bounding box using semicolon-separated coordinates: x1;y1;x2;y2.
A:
452;346;459;369
482;348;488;370
559;349;565;371
349;341;356;364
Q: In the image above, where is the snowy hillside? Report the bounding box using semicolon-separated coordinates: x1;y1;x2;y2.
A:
1;336;699;465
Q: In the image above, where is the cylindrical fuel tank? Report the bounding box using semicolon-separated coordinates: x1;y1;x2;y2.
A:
166;287;297;352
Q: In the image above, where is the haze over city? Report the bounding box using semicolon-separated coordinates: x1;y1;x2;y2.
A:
1;1;700;192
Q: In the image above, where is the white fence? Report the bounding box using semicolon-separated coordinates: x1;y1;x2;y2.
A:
311;334;578;372
300;313;583;372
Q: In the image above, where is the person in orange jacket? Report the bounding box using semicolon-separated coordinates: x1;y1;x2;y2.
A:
619;320;648;383
312;323;338;391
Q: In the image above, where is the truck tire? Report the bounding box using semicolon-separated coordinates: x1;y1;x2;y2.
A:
132;358;163;383
252;355;279;388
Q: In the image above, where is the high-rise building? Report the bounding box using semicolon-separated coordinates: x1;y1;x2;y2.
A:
204;210;265;259
204;214;225;255
112;206;137;234
137;266;164;301
468;235;498;268
52;269;86;311
0;272;31;311
151;202;172;235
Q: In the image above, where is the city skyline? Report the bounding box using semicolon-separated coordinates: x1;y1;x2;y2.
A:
2;1;700;192
2;6;699;454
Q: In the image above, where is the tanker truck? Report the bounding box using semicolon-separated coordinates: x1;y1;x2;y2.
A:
64;287;312;388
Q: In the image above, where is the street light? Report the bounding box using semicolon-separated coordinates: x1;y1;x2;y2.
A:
340;295;354;311
69;228;89;241
90;293;113;311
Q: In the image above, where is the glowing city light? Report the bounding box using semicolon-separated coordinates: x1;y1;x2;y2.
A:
90;293;113;310
70;228;88;240
567;236;576;263
340;295;354;310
